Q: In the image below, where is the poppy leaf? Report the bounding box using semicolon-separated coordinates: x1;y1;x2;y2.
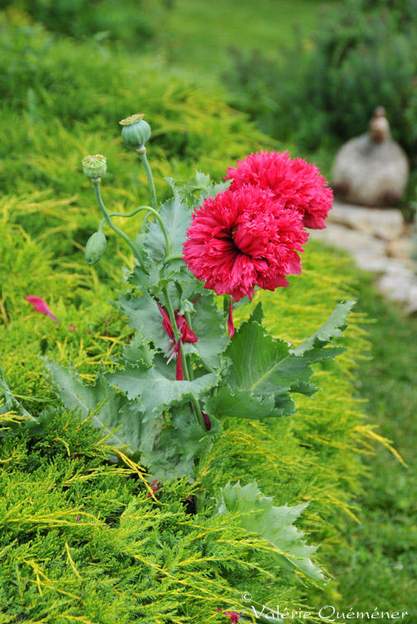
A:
46;361;143;454
107;364;217;414
208;301;353;420
216;482;325;581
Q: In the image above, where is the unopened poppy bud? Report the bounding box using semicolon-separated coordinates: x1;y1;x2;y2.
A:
119;113;151;148
82;154;107;179
85;230;107;264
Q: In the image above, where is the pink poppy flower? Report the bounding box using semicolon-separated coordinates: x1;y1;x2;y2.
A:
226;151;333;229
183;185;307;302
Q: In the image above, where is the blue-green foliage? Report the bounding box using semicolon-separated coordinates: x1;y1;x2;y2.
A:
0;0;169;47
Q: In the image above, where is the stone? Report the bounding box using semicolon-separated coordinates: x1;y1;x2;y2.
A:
329;201;404;241
312;201;417;314
354;254;403;274
377;266;417;312
332;107;409;207
386;236;413;263
311;224;387;272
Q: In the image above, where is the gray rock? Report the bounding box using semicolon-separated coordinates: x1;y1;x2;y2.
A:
311;224;386;268
329;201;404;241
386;235;413;264
312;203;417;313
378;266;417;312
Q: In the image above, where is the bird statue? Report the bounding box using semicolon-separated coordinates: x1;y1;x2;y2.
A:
332;107;409;207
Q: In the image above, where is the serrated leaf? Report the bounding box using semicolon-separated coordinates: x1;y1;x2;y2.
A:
226;321;292;394
208;302;351;420
207;320;296;418
46;361;217;474
46;361;96;417
139;194;192;265
200;179;231;199
173;172;231;204
46;361;143;453
108;364;217;415
206;386;295;420
119;293;170;356
123;332;154;368
248;301;264;324
216;482;324;581
93;378;143;452
185;293;229;371
292;300;355;355
141;405;220;481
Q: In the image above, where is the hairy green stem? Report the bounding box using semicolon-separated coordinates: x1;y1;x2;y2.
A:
163;254;183;266
108;208;148;219
162;287;204;428
93;180;146;268
109;205;171;256
138;147;158;210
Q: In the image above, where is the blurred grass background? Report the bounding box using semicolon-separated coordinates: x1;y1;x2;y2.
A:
0;0;416;620
159;0;336;74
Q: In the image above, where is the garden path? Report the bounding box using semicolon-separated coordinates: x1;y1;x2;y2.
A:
312;201;417;313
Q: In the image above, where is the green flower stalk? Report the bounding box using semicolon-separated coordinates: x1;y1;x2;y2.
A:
119;113;157;209
80;151;169;271
91;178;145;267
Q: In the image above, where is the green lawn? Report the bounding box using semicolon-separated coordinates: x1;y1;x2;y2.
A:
159;0;337;75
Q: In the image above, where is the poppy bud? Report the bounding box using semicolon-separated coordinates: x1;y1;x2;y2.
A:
85;230;107;265
82;154;107;179
119;113;151;148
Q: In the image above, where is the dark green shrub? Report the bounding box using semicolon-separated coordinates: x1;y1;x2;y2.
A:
227;0;417;158
0;0;170;48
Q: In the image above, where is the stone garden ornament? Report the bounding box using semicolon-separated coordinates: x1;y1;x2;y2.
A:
332;107;409;207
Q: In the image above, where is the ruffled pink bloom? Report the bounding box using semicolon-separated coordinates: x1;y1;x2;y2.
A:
25;295;58;322
226;151;333;229
183;185;307;302
159;305;198;380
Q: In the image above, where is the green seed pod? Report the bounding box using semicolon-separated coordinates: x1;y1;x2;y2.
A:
119;113;151;148
85;230;107;265
82;154;107;179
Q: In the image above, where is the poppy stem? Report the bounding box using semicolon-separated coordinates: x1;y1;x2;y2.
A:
225;296;235;337
137;146;158;211
162;287;205;429
109;205;171;257
162;287;191;380
93;180;146;269
184;311;195;380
